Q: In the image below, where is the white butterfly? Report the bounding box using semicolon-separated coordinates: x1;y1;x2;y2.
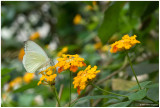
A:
22;40;51;73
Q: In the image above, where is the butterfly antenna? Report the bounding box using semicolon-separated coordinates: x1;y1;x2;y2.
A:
50;59;55;66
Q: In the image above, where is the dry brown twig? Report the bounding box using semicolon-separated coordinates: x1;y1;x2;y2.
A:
56;84;64;107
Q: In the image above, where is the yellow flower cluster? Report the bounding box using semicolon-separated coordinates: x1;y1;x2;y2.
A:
73;14;82;25
38;66;57;86
7;77;23;91
55;54;86;73
29;32;40;40
23;73;35;83
73;65;100;95
110;34;140;53
57;47;68;57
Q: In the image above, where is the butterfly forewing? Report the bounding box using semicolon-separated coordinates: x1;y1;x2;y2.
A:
23;41;50;73
24;41;48;58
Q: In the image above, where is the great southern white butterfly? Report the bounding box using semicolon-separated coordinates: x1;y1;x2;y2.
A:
22;40;52;73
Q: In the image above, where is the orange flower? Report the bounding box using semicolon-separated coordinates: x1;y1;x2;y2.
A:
82;62;86;67
112;46;118;53
58;66;64;73
18;48;25;61
29;32;40;40
77;86;81;95
55;54;86;73
70;66;78;72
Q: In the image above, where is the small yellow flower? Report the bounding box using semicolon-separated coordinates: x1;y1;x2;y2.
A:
73;14;82;25
86;1;97;11
94;42;102;49
23;73;35;83
73;65;100;95
46;74;57;82
101;45;110;52
57;47;68;57
37;81;42;86
18;48;25;61
55;54;86;73
29;32;40;40
93;1;97;6
7;77;23;91
86;5;93;10
94;41;110;52
110;34;140;53
9;77;22;87
2;93;7;101
38;66;57;86
46;70;53;75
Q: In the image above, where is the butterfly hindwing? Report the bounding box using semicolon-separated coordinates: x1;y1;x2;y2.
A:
23;51;49;73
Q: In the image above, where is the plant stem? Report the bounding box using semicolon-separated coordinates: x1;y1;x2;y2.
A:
52;86;61;107
69;71;72;107
126;51;158;105
145;96;159;104
91;83;128;98
125;51;142;90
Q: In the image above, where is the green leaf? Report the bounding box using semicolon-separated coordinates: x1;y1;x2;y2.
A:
145;83;159;89
128;89;147;100
72;95;119;106
108;100;132;107
141;1;159;20
127;62;158;76
13;80;38;93
129;1;150;17
79;95;120;101
147;88;159;101
82;1;93;6
1;75;10;87
98;1;125;44
78;31;97;44
18;94;34;107
129;81;152;90
1;68;14;76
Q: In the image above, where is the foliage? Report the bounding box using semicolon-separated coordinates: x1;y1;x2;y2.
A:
1;1;159;107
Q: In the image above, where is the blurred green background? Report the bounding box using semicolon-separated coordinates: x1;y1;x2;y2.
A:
1;1;159;107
